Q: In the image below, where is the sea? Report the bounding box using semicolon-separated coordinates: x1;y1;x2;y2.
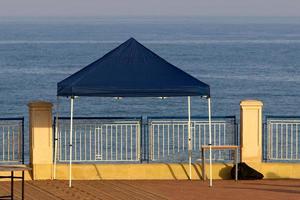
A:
0;16;300;119
0;16;300;161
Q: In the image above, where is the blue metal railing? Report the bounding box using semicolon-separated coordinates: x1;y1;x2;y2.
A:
0;117;24;164
54;116;238;163
54;117;142;163
147;116;238;163
264;116;300;162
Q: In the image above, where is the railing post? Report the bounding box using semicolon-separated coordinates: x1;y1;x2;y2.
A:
240;100;263;164
140;117;143;163
22;117;25;164
28;101;53;180
266;121;270;161
147;122;150;163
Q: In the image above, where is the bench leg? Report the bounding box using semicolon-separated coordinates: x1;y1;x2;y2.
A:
202;150;205;181
235;149;238;181
11;171;14;200
22;171;24;200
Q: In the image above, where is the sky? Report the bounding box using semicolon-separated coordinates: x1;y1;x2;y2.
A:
1;0;300;17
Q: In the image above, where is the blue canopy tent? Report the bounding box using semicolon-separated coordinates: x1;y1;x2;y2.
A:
55;38;213;187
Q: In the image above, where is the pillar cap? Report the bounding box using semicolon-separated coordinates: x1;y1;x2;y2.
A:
240;100;263;106
28;101;53;108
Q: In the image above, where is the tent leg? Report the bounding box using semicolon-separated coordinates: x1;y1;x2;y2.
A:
208;97;212;187
53;96;60;179
188;96;192;180
69;97;74;188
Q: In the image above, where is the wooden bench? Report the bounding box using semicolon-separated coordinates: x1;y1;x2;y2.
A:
0;165;31;200
201;145;239;181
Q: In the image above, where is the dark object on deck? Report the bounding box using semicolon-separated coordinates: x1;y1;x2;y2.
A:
231;162;264;180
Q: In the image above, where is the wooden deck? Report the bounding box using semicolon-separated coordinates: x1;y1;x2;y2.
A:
1;180;300;200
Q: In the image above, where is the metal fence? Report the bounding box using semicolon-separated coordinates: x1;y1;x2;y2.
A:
55;117;142;162
54;116;237;163
148;116;237;162
0;118;24;164
265;116;300;162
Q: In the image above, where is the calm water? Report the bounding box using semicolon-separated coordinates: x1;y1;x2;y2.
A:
0;17;300;119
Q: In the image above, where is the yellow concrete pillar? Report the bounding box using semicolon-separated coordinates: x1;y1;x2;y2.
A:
240;100;263;164
28;101;53;180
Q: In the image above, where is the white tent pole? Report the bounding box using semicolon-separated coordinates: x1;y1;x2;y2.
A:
69;96;74;188
53;96;59;179
208;97;212;187
188;96;192;180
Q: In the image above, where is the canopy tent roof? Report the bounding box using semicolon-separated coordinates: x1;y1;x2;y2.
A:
57;38;210;97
